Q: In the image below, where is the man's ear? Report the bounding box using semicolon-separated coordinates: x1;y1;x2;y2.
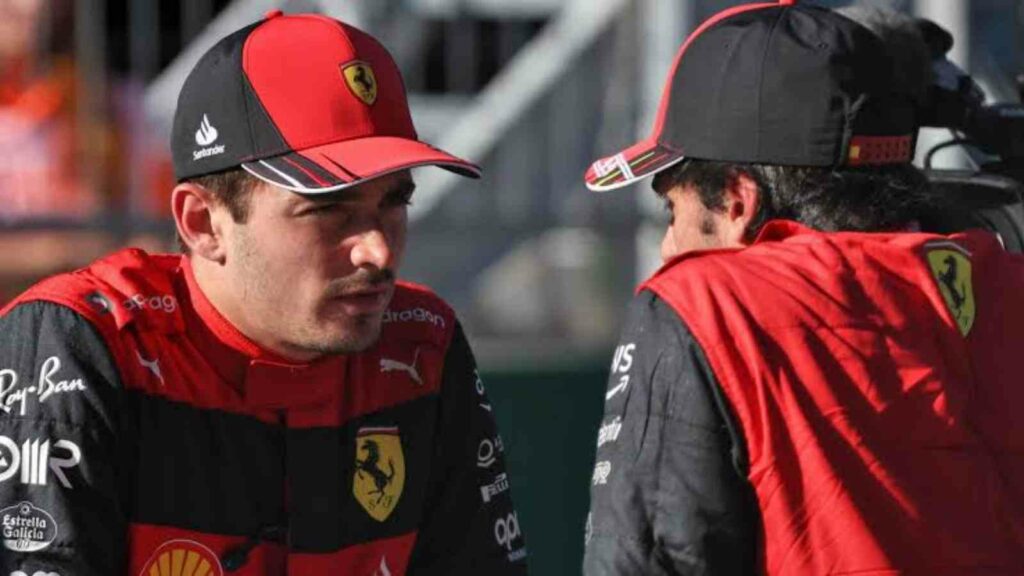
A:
172;182;227;262
721;171;762;245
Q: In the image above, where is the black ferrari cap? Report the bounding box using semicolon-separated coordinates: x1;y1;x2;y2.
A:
585;0;918;192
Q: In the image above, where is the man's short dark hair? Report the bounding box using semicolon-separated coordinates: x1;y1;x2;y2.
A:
176;169;261;253
652;159;941;239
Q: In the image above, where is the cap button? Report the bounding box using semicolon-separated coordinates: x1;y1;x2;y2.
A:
264;9;284;19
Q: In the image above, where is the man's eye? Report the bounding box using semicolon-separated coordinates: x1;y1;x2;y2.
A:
305;203;344;215
395;190;415;206
385;194;413;208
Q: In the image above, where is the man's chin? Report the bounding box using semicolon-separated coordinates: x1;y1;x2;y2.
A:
311;317;384;355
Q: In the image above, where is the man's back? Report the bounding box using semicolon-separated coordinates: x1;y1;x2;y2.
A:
645;222;1024;574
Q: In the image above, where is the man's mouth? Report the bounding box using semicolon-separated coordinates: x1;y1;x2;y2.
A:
327;284;393;315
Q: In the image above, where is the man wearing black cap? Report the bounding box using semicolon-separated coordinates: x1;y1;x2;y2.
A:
0;11;526;575
583;1;1024;574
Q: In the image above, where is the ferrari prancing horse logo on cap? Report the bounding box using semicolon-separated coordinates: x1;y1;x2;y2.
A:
342;61;378;106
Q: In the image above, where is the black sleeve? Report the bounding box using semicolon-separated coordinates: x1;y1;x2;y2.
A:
0;302;127;575
407;321;528;575
582;291;757;576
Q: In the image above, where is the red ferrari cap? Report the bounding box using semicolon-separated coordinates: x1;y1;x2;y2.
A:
172;11;480;193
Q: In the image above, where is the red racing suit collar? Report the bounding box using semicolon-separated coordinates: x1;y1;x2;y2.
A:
180;256;345;411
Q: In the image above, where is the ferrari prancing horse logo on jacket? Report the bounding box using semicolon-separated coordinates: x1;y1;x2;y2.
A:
354;427;405;521
926;243;975;336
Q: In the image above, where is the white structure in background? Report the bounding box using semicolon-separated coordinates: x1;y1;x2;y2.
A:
635;0;693;282
409;0;633;221
914;0;974;170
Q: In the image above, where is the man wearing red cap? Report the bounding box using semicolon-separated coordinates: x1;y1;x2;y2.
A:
0;11;527;575
583;1;1024;574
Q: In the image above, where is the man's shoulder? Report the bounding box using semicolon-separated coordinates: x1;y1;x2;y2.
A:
2;248;184;335
647;225;937;287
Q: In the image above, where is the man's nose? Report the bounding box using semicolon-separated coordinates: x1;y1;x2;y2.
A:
350;227;393;270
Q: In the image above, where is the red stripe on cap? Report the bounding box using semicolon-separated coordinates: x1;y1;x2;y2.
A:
298;150;357;182
282;154;329;186
650;2;780;140
632;150;671;172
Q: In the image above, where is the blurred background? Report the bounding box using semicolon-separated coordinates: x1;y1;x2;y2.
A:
0;0;1021;573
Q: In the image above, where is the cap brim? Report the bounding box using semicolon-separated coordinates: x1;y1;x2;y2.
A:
584;139;686;192
242;136;481;194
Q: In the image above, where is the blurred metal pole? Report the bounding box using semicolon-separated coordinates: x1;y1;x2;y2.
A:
74;0;109;217
127;0;162;217
408;0;633;221
35;0;53;74
640;0;690;135
1017;0;1024;85
182;0;216;47
130;0;161;80
636;0;692;282
913;0;971;169
498;21;531;65
446;16;478;93
914;0;968;68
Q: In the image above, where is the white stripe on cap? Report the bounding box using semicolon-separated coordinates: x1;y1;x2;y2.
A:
258;159;303;187
241;161;363;194
242;161;475;195
585;154;686;193
614;153;635;180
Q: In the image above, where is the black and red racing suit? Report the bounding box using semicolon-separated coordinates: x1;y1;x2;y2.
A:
0;248;527;575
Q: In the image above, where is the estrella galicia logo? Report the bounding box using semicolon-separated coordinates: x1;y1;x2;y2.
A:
353;427;405;522
0;501;57;553
195;114;218;146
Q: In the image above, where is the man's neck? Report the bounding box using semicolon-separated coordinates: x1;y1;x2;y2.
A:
185;255;294;362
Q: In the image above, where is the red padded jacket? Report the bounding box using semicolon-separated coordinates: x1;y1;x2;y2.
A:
644;222;1024;575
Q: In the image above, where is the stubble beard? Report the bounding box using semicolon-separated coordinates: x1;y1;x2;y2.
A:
300;313;385;355
232;233;394;358
284;273;396;357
